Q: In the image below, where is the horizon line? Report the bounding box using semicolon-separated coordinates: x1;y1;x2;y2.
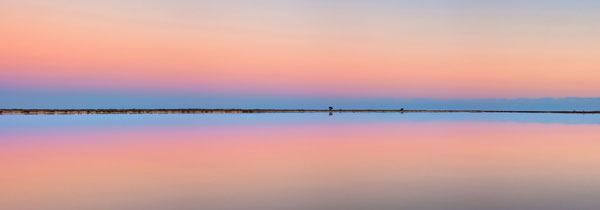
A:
1;109;599;115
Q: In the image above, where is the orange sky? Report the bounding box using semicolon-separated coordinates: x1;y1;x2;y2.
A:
2;0;599;98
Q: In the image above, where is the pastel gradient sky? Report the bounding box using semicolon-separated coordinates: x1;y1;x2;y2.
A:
1;0;599;108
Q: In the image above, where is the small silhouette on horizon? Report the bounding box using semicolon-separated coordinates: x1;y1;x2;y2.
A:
329;106;333;111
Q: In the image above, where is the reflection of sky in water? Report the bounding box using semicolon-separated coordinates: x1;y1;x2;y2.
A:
1;113;599;134
2;114;600;210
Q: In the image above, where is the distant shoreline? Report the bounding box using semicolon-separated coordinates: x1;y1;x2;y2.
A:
1;109;599;115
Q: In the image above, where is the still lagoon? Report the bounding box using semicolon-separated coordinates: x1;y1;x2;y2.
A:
2;113;600;210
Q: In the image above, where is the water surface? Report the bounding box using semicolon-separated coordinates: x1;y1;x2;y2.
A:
2;113;600;210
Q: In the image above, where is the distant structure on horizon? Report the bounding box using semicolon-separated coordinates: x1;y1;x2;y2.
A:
329;106;333;111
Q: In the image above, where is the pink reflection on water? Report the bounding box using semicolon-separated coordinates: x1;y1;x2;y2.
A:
2;122;600;209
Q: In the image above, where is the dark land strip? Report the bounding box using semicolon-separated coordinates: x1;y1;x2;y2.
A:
1;109;599;115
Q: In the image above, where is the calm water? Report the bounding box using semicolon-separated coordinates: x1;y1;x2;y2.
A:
2;113;600;210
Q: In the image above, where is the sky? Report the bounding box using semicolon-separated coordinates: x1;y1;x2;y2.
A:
1;0;599;109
